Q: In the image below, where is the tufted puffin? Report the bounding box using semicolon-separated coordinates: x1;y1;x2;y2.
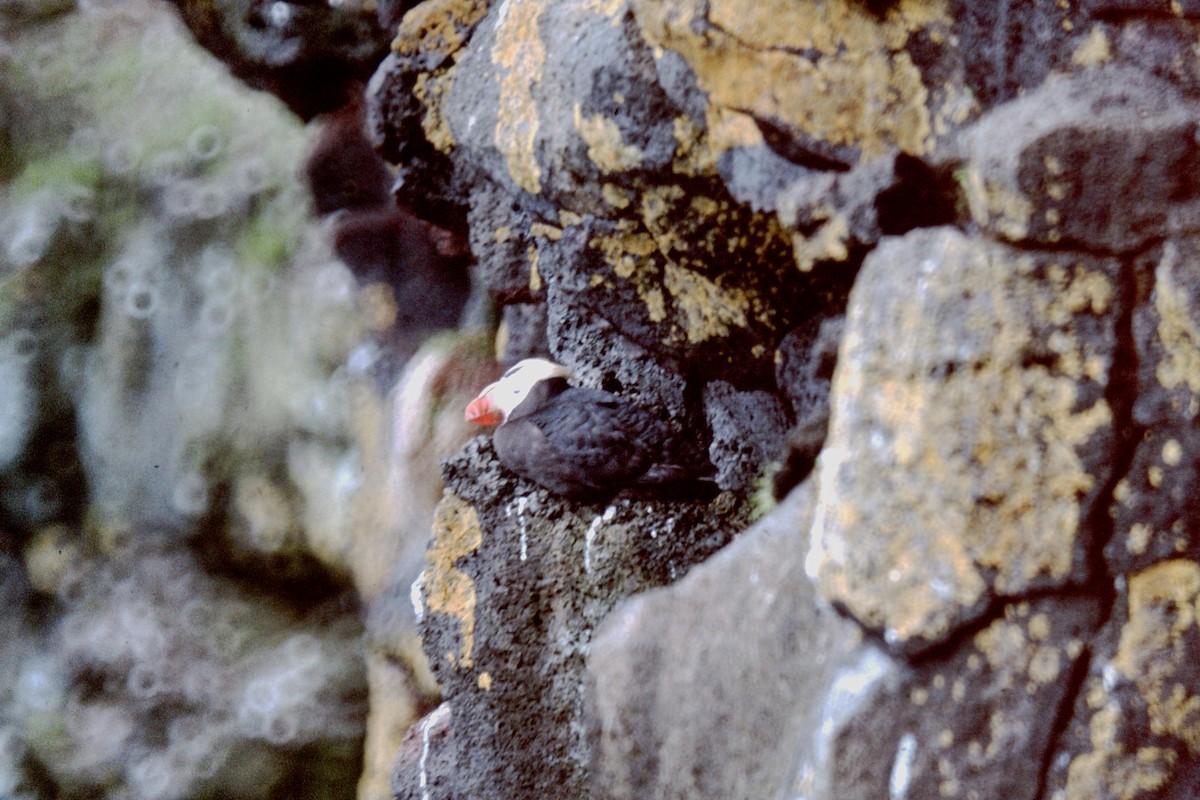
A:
464;358;698;500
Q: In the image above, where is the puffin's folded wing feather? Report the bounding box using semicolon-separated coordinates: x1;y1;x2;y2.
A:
522;399;649;476
492;389;659;497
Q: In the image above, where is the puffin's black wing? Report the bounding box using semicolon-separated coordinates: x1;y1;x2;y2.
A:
492;387;664;499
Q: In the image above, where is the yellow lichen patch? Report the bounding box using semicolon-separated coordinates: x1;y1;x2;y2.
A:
392;0;492;53
529;254;542;292
672;114;720;176
1126;522;1152;555
592;227;658;278
704;106;764;153
492;0;547;194
602;182;633;209
962;165;1034;243
1028;645;1062;685
1153;242;1200;398
634;0;945;158
591;214;761;341
573;103;644;172
589;225;669;321
530;222;563;241
1114;560;1200;751
1071;25;1112;67
1062;703;1178;800
423;492;483;669
642;286;666;322
930;81;981;137
974;618;1032;688
414;71;458;153
809;229;1115;645
965;606;1065;696
662;262;750;343
1029;613;1052;641
792;215;851;272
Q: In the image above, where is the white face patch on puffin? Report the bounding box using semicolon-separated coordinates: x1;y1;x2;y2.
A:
464;358;572;426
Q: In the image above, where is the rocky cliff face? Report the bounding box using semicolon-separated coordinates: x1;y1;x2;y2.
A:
368;1;1200;799
5;0;1200;799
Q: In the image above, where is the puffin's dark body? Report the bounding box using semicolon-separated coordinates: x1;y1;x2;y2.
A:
492;378;670;499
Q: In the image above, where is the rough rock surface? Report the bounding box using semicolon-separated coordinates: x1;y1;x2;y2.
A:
409;437;750;800
808;227;1122;653
589;483;875;800
364;1;1200;799
11;0;1200;797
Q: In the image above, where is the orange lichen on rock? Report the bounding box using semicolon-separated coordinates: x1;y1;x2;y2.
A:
574;103;645;172
413;71;459;153
391;0;492;57
809;228;1117;649
1061;702;1178;800
970;603;1075;695
492;0;547;194
1057;559;1200;800
422;492;484;668
1114;560;1200;752
632;0;946;159
586;182;789;347
1153;242;1200;406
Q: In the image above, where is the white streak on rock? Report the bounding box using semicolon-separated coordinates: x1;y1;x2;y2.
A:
889;732;918;800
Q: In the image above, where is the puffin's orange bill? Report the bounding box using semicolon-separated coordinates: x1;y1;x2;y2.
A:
465;395;503;426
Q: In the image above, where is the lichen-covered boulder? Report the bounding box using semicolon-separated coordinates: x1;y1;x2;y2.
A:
370;0;828;388
589;477;1101;800
808;226;1122;653
957;67;1200;252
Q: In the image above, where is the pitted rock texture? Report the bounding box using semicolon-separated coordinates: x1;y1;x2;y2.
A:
822;594;1100;800
368;0;857;398
409;438;750;800
702;381;790;493
392;703;455;800
358;2;1200;800
631;0;950;166
1132;237;1200;426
